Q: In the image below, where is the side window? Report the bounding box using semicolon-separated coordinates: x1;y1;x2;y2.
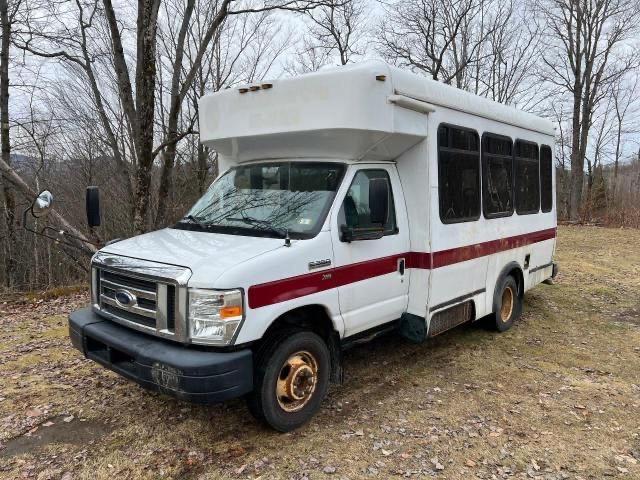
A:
340;169;397;235
438;124;481;224
540;145;553;213
514;140;540;214
482;134;514;218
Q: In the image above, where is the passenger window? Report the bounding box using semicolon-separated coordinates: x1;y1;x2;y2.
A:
540;145;553;213
437;124;481;224
482;134;514;218
515;140;540;214
340;169;397;235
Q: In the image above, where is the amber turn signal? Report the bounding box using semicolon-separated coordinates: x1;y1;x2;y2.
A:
220;306;243;319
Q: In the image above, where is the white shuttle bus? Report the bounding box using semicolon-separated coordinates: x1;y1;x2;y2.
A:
69;61;557;431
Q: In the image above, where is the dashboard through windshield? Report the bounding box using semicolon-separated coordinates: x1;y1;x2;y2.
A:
174;162;346;239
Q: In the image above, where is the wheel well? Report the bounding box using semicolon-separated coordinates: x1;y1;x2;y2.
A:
494;262;524;308
259;305;343;384
262;305;337;342
507;266;524;297
490;263;524;320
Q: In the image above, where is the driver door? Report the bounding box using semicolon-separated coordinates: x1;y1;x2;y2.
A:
330;165;410;337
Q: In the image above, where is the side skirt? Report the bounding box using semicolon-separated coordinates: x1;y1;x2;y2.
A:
340;320;400;351
428;301;474;337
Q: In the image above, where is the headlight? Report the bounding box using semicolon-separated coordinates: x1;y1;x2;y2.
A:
188;288;244;345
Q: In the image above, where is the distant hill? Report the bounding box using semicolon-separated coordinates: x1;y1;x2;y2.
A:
9;153;36;171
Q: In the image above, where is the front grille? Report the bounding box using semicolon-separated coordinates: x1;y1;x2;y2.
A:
99;269;158;328
102;270;156;293
91;252;190;343
95;267;180;336
166;285;176;331
102;303;157;328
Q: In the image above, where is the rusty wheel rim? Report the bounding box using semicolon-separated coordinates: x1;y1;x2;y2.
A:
276;351;318;412
500;285;514;322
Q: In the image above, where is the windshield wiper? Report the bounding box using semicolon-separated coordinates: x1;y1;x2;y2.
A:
226;216;288;238
180;214;208;229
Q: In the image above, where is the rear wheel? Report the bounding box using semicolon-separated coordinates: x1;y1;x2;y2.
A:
247;330;330;432
492;275;521;332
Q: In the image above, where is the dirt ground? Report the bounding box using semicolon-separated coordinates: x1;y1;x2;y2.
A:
1;225;639;480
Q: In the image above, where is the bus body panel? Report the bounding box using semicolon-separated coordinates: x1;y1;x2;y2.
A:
70;62;558;411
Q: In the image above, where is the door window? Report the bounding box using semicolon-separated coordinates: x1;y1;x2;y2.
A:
339;169;397;235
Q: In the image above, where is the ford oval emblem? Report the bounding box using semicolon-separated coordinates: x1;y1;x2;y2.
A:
115;289;136;307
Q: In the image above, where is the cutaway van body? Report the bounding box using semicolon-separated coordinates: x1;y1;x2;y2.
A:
69;61;557;431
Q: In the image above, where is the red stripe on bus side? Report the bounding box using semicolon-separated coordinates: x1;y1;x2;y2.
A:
430;227;557;268
247;227;556;309
248;253;404;309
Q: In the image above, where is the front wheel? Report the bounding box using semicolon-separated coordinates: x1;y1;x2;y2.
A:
492;275;522;332
247;330;330;432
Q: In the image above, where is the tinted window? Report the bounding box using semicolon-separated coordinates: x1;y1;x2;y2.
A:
540;145;553;213
341;169;397;235
438;125;481;223
482;134;513;218
515;140;539;214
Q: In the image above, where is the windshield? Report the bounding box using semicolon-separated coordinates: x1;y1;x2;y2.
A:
175;162;346;239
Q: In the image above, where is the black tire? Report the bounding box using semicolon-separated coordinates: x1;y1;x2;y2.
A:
492;275;521;332
247;329;330;432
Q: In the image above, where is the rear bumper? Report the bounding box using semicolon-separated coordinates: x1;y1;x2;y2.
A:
69;307;253;404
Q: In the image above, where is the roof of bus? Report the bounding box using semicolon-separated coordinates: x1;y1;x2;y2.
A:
198;61;554;163
317;61;555;137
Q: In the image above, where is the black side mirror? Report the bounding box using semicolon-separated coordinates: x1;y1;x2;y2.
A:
340;224;354;243
369;177;389;225
86;186;101;228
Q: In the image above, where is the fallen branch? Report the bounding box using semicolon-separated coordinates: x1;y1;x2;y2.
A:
0;157;98;253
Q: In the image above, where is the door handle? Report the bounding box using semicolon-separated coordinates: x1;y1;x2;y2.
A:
398;258;405;275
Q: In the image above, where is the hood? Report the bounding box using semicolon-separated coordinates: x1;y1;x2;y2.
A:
101;228;284;283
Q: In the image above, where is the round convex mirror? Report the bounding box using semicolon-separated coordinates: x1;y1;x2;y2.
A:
31;190;54;218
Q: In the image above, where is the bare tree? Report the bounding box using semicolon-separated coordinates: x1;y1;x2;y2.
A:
15;0;135;207
284;35;331;75
610;74;639;205
100;0;335;233
12;0;336;235
378;0;496;88
154;1;290;226
473;0;542;108
538;0;640;220
306;0;367;66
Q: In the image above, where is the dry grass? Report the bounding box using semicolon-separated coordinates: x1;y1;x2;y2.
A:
1;226;639;479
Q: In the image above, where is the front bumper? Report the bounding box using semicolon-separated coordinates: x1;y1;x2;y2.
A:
69;307;253;404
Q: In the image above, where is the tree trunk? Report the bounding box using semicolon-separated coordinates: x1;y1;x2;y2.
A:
155;144;176;226
0;0;17;288
568;86;583;221
197;144;210;196
131;0;161;234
